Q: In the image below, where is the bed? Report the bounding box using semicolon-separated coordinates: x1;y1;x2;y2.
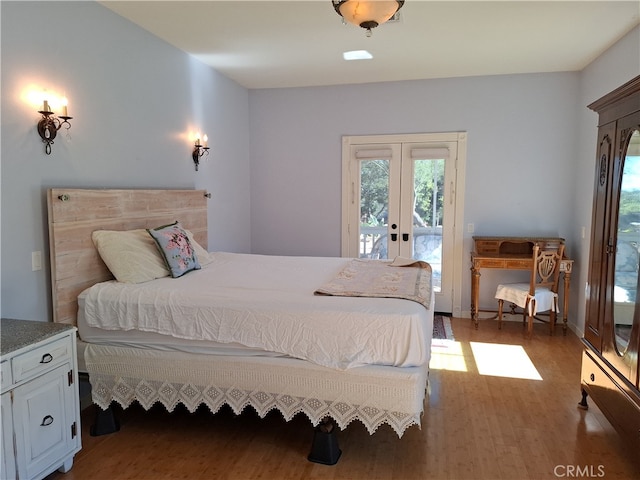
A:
47;188;434;463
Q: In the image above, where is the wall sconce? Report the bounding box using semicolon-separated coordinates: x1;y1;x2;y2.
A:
192;134;209;171
37;98;72;155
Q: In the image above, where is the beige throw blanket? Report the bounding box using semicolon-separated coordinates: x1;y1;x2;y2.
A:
314;257;432;309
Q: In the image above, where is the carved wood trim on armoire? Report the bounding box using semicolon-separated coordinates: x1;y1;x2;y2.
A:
581;75;640;457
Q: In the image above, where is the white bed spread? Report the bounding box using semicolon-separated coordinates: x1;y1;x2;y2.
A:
80;252;432;370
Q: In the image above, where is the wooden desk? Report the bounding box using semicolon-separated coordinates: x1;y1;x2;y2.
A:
471;236;574;332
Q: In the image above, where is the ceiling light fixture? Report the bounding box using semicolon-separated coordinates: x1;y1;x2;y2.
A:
332;0;404;37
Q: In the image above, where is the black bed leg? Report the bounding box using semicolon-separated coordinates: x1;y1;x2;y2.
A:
578;388;589;410
307;419;342;465
90;405;120;436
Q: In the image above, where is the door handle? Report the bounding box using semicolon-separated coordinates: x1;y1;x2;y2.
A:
402;233;409;241
390;223;398;241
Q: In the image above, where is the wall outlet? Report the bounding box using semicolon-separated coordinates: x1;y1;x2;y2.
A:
32;251;42;271
467;223;475;233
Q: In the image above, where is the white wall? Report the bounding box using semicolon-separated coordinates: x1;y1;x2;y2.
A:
249;73;579;320
0;1;251;321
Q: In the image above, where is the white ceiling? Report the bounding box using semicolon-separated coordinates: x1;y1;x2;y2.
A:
101;0;640;89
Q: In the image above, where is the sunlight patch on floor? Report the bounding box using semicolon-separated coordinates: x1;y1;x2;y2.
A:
470;342;542;380
429;339;467;371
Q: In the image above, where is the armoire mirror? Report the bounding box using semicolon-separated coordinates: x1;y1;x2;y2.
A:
614;129;640;354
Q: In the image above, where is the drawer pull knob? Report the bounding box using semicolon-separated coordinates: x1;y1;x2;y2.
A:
40;353;53;364
41;415;54;426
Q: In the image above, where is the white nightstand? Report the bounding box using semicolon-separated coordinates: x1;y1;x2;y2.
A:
1;319;81;480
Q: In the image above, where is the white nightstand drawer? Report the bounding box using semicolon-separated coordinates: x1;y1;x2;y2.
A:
1;320;80;480
12;337;72;383
0;361;11;391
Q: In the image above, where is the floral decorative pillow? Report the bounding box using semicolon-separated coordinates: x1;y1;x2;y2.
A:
147;221;201;278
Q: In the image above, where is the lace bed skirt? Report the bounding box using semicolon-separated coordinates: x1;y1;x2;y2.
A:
85;344;429;436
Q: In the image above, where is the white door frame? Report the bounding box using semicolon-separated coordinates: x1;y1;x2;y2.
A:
341;132;467;316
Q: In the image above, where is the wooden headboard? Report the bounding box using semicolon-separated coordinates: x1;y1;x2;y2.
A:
47;188;209;325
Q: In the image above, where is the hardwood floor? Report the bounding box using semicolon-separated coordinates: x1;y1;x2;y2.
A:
48;318;640;480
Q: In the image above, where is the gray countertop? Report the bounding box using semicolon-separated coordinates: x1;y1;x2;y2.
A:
1;318;74;356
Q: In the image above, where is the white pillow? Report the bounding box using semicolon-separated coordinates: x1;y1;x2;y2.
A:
92;229;169;283
184;229;214;266
92;227;213;283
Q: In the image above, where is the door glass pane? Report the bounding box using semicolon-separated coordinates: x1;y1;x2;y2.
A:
614;129;640;355
360;159;389;259
413;158;444;292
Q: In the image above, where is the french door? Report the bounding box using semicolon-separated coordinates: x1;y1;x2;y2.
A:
341;133;466;314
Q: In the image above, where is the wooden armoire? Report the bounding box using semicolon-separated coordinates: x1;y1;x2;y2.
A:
581;75;640;453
